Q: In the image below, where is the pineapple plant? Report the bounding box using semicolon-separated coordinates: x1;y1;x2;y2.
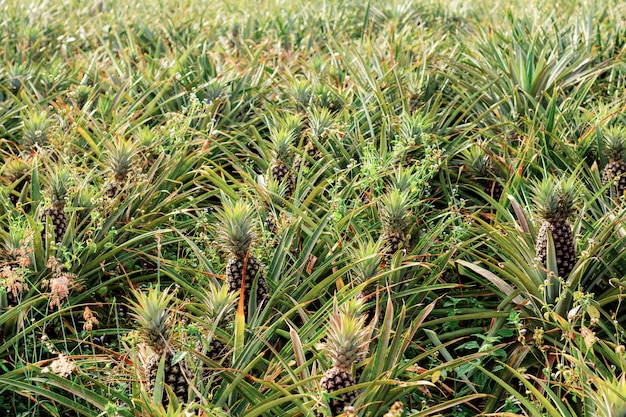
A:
43;168;70;244
70;84;95;110
200;281;236;386
320;300;371;416
460;144;504;201
73;180;99;231
533;176;577;279
128;286;189;406
257;175;287;246
349;238;382;323
601;126;626;198
268;128;297;200
294;107;332;171
378;189;413;262
216;199;268;316
1;156;32;206
0;218;32;308
105;137;137;198
21;111;50;151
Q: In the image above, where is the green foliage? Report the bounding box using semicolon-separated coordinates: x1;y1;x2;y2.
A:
0;0;625;415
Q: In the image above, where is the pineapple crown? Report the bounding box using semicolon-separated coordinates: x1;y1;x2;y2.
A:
2;156;31;184
21;111;50;149
257;174;287;207
532;176;577;222
387;166;416;194
128;286;176;353
134;125;161;150
272;112;303;140
461;144;492;178
106;136;137;182
71;84;94;109
349;238;382;283
47;168;71;208
603;125;626;162
378;189;413;234
288;78;313;108
2;216;32;256
590;373;626;417
399;112;426;142
216;198;257;256
306;106;334;139
269;128;294;162
324;299;371;369
203;281;237;324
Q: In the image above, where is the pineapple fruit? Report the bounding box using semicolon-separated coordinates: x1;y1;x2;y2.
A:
320;301;371;416
128;286;189;406
105;137;136;198
216;199;268;316
533;177;577;279
43;169;70;244
601;126;626;198
378;190;413;262
269;128;297;200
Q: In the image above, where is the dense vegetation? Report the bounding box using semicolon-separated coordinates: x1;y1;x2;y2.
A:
1;0;626;415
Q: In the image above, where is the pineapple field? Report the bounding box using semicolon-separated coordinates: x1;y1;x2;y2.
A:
1;0;626;415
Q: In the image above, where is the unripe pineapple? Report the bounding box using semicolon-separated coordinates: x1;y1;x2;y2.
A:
460;144;504;200
320;301;371;416
269;128;296;200
601;126;626;198
216;199;268;316
44;169;70;244
105;137;137;198
378;190;412;262
128;286;189;406
533;177;577;279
